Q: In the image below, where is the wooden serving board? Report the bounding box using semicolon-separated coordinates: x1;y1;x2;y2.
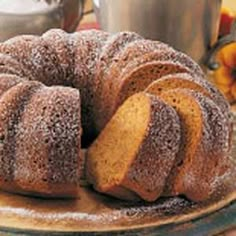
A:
0;117;236;235
0;188;235;235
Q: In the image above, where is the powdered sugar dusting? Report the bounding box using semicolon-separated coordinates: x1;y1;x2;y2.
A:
0;53;32;79
0;35;63;85
42;28;73;83
97;31;143;81
14;86;81;189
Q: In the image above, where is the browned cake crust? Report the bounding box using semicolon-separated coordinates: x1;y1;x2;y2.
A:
0;36;63;85
14;85;82;197
175;90;231;201
42;29;73;83
0;81;43;194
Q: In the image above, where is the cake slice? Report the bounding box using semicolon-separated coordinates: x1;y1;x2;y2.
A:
116;61;190;106
86;92;181;202
148;89;230;201
117;50;203;84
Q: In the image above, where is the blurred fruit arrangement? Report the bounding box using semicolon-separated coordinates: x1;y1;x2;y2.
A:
214;43;236;103
211;6;236;105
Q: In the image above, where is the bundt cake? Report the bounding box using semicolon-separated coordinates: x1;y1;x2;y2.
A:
0;29;233;202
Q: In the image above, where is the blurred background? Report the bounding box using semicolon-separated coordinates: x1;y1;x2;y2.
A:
81;0;236;28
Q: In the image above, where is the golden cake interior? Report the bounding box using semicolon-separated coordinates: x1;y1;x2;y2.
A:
86;93;150;192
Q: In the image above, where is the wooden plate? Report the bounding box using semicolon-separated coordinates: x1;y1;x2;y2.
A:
0;118;236;235
0;187;235;235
